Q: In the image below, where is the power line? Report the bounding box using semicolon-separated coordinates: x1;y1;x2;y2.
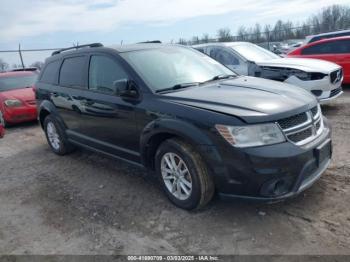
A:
0;48;63;53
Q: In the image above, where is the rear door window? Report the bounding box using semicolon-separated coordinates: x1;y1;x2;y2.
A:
59;56;86;88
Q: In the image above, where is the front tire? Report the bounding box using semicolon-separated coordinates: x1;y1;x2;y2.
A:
44;115;75;155
155;138;214;210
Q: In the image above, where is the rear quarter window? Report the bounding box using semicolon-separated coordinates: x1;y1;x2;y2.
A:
40;60;61;84
59;56;86;88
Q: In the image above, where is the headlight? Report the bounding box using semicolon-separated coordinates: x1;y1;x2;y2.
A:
4;99;22;107
293;71;310;81
215;123;286;148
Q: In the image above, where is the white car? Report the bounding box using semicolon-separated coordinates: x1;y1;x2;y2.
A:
193;42;343;103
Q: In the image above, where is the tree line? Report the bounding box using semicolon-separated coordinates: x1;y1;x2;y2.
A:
179;4;350;45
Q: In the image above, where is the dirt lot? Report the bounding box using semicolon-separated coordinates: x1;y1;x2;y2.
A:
0;89;349;256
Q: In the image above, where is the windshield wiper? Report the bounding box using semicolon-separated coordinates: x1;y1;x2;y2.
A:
155;82;200;93
203;74;237;83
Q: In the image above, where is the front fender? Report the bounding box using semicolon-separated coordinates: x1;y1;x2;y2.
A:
140;118;213;147
140;118;223;167
140;118;228;184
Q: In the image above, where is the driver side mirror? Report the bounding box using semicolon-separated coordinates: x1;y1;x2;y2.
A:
114;79;139;99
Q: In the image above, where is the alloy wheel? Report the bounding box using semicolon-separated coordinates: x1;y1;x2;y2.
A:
161;152;192;200
47;122;61;150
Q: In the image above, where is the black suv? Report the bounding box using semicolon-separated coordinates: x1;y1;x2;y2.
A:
36;43;332;210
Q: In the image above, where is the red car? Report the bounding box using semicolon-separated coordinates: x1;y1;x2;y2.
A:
0;70;38;126
288;36;350;84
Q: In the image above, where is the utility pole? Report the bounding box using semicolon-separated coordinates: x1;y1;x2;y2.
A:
18;44;25;69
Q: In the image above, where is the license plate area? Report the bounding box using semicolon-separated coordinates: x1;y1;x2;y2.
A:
314;139;331;167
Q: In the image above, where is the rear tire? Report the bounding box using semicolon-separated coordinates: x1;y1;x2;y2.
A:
155;138;214;210
43;115;75;155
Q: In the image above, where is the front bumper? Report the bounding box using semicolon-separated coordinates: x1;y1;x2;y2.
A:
202;119;332;202
3;105;37;124
284;75;343;103
319;87;343;104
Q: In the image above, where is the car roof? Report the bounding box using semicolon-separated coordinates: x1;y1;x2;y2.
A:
45;43;187;63
0;71;36;78
304;35;350;46
109;43;180;52
306;29;350;39
193;42;253;48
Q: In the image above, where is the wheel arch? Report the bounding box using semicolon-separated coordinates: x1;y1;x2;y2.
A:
140;119;214;170
38;100;65;129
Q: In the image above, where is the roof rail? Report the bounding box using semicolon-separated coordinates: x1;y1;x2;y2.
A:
11;67;38;72
52;43;103;56
137;40;162;44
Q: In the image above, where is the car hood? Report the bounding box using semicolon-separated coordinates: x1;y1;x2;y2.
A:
256;57;340;73
162;76;317;123
0;87;35;102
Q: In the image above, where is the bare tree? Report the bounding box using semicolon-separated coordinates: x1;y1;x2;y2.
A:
178;38;187;45
191;36;200;45
217;28;232;42
201;33;210;43
237;26;247;41
253;23;262;43
0;58;9;72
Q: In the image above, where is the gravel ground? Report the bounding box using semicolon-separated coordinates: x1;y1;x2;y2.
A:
0;88;349;255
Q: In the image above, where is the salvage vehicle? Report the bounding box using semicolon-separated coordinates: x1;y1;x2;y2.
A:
193;42;343;103
36;43;332;210
0;69;38;126
288;36;350;84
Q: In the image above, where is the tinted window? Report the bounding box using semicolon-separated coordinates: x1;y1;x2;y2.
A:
89;55;128;95
59;56;86;88
210;48;240;66
302;40;350;55
41;60;60;84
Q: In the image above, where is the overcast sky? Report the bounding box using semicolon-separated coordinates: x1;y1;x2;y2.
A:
0;0;349;66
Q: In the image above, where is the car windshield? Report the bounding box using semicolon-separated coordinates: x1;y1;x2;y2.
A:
0;74;37;92
231;44;280;62
120;46;234;92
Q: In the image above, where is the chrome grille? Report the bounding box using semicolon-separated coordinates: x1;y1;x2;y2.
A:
277;112;308;130
277;105;323;146
330;69;343;84
288;128;313;143
316;121;321;131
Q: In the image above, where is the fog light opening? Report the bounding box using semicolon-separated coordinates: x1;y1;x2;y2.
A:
273;180;289;196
